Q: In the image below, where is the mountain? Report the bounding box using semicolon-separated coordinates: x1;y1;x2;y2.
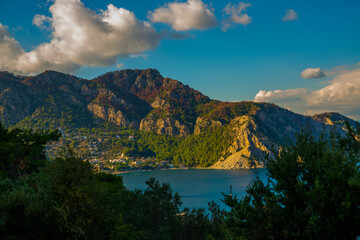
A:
312;112;359;130
0;69;358;169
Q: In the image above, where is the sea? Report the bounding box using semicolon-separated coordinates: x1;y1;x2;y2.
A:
120;169;268;210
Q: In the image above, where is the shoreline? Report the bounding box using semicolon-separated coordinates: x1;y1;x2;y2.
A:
113;167;192;175
112;166;263;175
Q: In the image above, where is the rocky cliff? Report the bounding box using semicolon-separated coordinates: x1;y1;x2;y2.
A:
211;116;272;169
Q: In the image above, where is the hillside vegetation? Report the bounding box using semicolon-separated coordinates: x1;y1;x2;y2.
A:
1;69;358;168
1;122;360;239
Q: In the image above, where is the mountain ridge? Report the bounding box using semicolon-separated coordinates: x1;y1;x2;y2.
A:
0;69;358;168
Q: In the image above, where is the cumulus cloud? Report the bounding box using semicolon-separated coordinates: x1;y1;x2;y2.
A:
301;67;326;79
0;0;161;75
255;88;308;103
0;23;25;72
254;66;360;119
149;0;218;31
308;69;360;108
222;2;251;31
282;9;298;22
32;14;52;29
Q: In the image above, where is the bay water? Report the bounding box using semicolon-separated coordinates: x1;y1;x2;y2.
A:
121;169;268;210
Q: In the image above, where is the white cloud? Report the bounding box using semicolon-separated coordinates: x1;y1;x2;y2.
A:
149;0;218;31
324;62;360;76
254;66;360;119
32;14;52;29
301;67;326;79
129;53;148;60
0;0;161;75
36;0;53;8
222;2;251;31
308;69;360;108
282;9;298;22
0;23;25;72
255;88;308;103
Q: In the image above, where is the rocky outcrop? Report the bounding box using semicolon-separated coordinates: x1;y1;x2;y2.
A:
211;151;264;169
140;115;190;137
94;88;135;109
151;96;169;109
194;117;222;135
87;103;129;127
211;116;276;169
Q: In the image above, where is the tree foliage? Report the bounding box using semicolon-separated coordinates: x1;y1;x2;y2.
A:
0;123;227;239
223;123;360;240
2;121;360;239
0;122;60;179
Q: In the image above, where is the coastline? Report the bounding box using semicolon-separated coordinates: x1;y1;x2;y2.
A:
112;166;263;175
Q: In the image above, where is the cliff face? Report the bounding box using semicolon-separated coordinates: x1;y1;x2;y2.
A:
87;103;130;128
140;115;190;137
0;69;357;169
91;69;210;134
138;96;191;136
194;117;222;135
211;116;272;169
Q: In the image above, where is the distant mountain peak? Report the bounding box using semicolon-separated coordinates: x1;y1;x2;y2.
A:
22;70;84;88
313;112;348;118
312;112;358;129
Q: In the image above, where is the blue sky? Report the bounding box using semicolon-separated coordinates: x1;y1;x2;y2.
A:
0;0;360;119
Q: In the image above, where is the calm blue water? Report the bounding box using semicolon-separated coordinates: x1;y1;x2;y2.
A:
120;169;267;210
